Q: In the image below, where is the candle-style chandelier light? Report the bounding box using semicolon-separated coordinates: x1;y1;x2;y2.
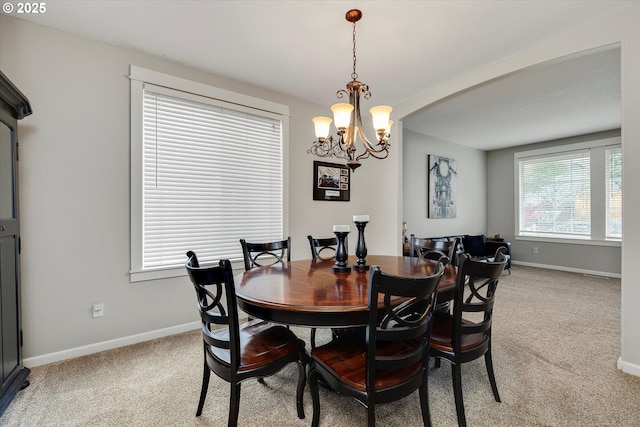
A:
309;9;392;171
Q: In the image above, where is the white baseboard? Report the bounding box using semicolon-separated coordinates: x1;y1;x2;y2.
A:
617;357;640;377
24;321;200;368
511;260;621;279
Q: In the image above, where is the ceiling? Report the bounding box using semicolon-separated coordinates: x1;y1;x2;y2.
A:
402;46;621;150
12;1;632;150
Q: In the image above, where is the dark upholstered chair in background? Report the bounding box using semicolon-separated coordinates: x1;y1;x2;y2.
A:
185;251;308;426
240;237;291;271
429;252;508;427
307;263;445;427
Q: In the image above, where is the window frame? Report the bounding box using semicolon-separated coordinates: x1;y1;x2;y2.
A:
514;136;621;246
129;66;290;282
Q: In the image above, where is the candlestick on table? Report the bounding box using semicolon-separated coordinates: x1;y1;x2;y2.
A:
353;215;369;270
332;225;351;272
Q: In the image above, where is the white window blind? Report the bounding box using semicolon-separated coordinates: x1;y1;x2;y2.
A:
141;84;283;270
606;146;622;239
519;150;591;237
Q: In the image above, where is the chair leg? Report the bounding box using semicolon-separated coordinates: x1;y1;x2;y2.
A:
196;362;210;416
451;363;467;427
310;328;317;349
485;347;501;402
365;387;377;427
419;370;432;427
434;357;441;368
229;382;241;427
308;365;321;427
367;405;376;426
296;359;306;419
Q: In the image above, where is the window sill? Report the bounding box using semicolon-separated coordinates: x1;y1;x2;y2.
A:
514;235;621;247
130;259;246;282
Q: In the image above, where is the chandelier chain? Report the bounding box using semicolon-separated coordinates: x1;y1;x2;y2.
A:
351;20;358;81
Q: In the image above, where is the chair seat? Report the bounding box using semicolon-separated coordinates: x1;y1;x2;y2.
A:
211;319;306;371
311;340;423;392
436;281;456;303
429;314;487;352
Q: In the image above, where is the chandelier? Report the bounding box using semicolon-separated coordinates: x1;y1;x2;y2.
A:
309;9;392;171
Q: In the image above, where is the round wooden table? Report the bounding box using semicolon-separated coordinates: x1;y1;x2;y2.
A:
234;255;457;328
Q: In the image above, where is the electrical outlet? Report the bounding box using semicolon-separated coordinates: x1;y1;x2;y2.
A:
92;303;104;318
533;247;539;254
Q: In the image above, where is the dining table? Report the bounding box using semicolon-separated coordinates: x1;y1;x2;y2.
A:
234;254;457;329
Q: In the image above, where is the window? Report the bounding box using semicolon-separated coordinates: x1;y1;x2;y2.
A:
130;66;289;281
515;137;621;242
518;150;590;237
606;146;622;239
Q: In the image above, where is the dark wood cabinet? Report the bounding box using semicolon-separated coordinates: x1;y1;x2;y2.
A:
0;70;32;416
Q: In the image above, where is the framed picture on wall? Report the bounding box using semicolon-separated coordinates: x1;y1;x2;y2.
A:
313;161;350;201
428;155;457;218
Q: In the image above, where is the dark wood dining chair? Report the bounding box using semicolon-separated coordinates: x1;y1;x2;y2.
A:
185;251;308;426
429;251;508;427
410;235;459;312
409;234;459;266
483;246;512;275
307;262;446;427
240;237;292;325
240;237;291;271
306;235;337;347
307;235;338;259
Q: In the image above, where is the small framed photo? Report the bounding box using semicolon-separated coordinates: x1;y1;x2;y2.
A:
313;161;350;201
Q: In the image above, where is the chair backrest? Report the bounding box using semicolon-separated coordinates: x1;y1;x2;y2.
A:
409;234;459;265
185;251;241;372
240;237;291;271
451;252;508;358
365;262;445;391
307;235;338;259
492;245;509;260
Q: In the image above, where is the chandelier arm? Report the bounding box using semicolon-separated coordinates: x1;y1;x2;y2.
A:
353;121;389;152
355;145;390;162
361;84;371;100
353;136;390;161
350;82;388;154
308;136;350;160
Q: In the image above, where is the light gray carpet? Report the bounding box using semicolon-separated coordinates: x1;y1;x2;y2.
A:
2;266;640;426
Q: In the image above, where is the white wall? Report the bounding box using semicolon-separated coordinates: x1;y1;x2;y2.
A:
487;130;621;276
0;16;377;364
402;129;487;238
394;6;640;375
3;5;640;375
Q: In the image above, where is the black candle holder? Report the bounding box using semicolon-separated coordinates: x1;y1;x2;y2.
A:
332;231;351;273
353;220;368;270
